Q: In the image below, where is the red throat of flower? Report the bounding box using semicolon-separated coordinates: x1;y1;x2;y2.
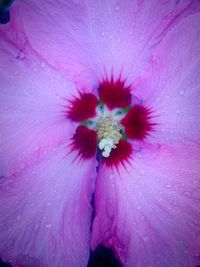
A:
98;76;132;110
66;75;155;168
67;92;98;122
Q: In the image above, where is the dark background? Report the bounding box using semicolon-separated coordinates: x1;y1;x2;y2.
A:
0;0;14;23
0;245;122;267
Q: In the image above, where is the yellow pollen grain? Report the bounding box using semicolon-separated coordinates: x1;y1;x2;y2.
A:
96;115;122;145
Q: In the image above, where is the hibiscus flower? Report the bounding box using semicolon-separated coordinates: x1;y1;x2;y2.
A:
0;1;200;267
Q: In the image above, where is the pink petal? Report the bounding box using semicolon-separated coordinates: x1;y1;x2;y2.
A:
0;36;77;176
133;12;200;145
91;145;200;267
0;146;97;267
3;1;199;86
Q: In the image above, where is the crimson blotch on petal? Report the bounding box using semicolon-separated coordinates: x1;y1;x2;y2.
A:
121;104;154;140
67;92;98;122
98;76;132;110
103;139;132;168
71;125;97;159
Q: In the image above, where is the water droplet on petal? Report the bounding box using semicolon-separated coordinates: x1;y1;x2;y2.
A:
115;4;120;11
34;146;39;151
17;215;21;221
142;235;149;242
179;90;185;95
41;62;46;68
140;169;146;175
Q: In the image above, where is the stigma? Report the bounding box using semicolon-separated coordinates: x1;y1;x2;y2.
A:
96;115;122;157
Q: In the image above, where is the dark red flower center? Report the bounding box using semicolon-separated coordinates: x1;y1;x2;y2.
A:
102;139;132;169
70;125;97;159
67;92;98;122
98;76;131;110
121;105;155;140
66;76;155;168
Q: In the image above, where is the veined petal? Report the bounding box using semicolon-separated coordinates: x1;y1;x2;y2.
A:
133;13;200;145
0;146;97;267
2;1;199;85
0;37;76;176
91;145;200;267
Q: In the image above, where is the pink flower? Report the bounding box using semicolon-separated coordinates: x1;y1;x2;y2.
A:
0;1;200;266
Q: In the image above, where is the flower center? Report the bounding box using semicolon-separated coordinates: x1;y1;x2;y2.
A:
96;115;122;157
67;75;155;167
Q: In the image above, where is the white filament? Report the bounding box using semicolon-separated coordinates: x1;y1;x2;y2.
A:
98;138;116;157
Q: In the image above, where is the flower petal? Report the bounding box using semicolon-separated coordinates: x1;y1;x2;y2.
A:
121;104;154;140
3;1;199;84
91;145;200;267
133;13;200;145
98;76;131;110
0;146;97;267
67;92;98;122
0;36;77;176
102;140;132;169
71;125;97;160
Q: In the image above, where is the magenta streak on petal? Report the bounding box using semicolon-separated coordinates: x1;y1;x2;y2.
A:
133;13;200;146
151;1;200;47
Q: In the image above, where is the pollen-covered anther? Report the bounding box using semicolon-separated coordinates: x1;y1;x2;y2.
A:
96;115;122;157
